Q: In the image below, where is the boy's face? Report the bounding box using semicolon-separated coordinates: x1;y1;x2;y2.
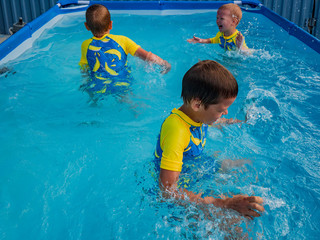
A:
198;97;236;125
216;9;236;34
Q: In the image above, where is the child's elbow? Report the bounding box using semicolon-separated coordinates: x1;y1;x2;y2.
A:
79;63;89;73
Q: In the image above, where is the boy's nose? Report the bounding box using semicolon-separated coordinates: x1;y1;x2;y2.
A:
223;110;228;115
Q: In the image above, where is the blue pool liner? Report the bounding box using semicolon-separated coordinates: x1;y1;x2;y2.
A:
0;0;319;63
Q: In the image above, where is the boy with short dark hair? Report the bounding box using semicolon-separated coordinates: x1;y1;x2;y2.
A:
79;4;171;96
155;60;264;218
188;3;249;52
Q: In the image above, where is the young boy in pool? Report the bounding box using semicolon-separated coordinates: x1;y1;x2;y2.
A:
79;4;171;95
155;60;264;219
187;3;249;52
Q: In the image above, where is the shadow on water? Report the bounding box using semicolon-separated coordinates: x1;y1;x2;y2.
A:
0;66;16;78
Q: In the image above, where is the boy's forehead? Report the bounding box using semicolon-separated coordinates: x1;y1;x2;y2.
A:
217;8;232;16
216;97;236;107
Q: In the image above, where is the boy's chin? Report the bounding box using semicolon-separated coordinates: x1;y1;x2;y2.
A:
207;120;218;126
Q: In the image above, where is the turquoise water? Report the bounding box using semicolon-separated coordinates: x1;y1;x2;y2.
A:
1;10;320;239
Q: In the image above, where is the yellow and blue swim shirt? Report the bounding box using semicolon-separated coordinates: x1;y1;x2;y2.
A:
210;30;248;51
155;108;208;172
79;33;140;93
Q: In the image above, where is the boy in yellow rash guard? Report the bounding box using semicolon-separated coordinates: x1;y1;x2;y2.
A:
79;4;171;95
154;108;207;172
155;60;264;219
187;3;250;52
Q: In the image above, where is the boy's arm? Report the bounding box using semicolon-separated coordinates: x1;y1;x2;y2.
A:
187;36;211;44
79;56;89;73
79;39;91;73
214;117;242;125
79;63;89;73
134;47;171;74
160;168;264;219
210;118;242;130
236;32;253;54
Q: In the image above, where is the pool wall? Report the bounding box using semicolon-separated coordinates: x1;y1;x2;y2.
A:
0;0;319;65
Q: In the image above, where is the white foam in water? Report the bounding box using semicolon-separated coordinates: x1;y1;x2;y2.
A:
244;88;280;124
264;195;286;210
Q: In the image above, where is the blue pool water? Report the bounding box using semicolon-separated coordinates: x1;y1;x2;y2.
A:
1;10;320;239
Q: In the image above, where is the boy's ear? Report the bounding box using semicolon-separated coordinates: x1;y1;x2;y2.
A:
84;22;90;31
232;18;239;26
108;21;113;30
190;98;202;112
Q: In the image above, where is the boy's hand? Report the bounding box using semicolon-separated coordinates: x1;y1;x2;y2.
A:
187;36;202;43
214;117;242;125
236;32;244;49
211;118;242;129
160;60;171;74
224;195;264;219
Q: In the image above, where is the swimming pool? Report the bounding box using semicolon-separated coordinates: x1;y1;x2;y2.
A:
1;1;320;239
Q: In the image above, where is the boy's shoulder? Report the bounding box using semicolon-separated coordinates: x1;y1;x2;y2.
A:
80;38;94;54
80;34;130;47
82;34;130;42
108;34;131;41
162;109;185;130
163;108;201;130
160;109;193;146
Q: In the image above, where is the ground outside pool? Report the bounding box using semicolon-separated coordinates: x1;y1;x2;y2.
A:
0;7;320;240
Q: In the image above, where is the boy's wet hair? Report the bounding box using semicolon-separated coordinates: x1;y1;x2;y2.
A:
181;60;238;109
219;3;242;23
86;4;111;36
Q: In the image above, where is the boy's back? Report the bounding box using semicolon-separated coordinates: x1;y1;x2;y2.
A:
79;4;171;96
80;33;141;94
80;34;140;77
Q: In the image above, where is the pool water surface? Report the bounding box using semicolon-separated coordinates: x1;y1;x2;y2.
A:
0;10;320;239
